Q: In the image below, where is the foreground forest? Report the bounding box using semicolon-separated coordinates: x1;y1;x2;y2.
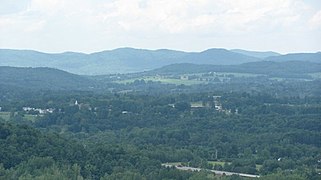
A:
0;73;320;180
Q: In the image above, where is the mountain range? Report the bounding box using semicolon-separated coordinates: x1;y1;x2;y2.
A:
1;60;320;91
0;48;320;75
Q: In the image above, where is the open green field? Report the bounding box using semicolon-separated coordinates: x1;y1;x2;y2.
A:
0;111;39;122
154;78;204;85
191;101;205;107
114;71;320;86
309;72;321;79
116;76;205;85
215;72;261;77
0;112;11;121
24;114;40;122
114;72;265;86
166;161;263;171
165;161;230;167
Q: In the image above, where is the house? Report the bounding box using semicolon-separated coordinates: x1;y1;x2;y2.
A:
23;107;33;111
122;111;128;114
22;107;54;114
215;104;222;111
180;75;189;80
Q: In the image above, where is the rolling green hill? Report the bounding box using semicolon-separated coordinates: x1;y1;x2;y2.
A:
0;66;95;90
151;61;321;78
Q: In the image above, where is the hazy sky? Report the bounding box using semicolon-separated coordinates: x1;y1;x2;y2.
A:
0;0;320;53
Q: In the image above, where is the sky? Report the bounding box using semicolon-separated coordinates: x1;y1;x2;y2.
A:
0;0;320;54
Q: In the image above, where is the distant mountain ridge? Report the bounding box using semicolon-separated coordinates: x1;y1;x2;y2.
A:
0;48;320;75
230;49;281;59
265;52;321;63
181;48;259;64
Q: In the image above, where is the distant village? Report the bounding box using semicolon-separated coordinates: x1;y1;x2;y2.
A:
170;96;237;115
1;95;238;117
22;107;55;114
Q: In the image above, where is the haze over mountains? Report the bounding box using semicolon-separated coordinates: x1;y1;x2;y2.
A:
230;49;281;59
0;48;320;75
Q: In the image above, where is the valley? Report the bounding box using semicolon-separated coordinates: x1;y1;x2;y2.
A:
1;0;321;179
0;48;320;179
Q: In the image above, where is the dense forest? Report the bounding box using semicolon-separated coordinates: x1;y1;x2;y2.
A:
0;63;320;179
0;72;320;180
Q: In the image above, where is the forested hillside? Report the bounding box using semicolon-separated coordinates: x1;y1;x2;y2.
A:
152;61;321;77
0;66;96;90
1;86;320;179
0;62;320;179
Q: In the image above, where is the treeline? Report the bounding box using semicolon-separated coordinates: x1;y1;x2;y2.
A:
0;122;207;179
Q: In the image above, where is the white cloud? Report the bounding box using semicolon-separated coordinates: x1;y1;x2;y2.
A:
309;10;321;29
25;19;46;32
85;0;311;35
0;0;30;15
0;0;320;53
